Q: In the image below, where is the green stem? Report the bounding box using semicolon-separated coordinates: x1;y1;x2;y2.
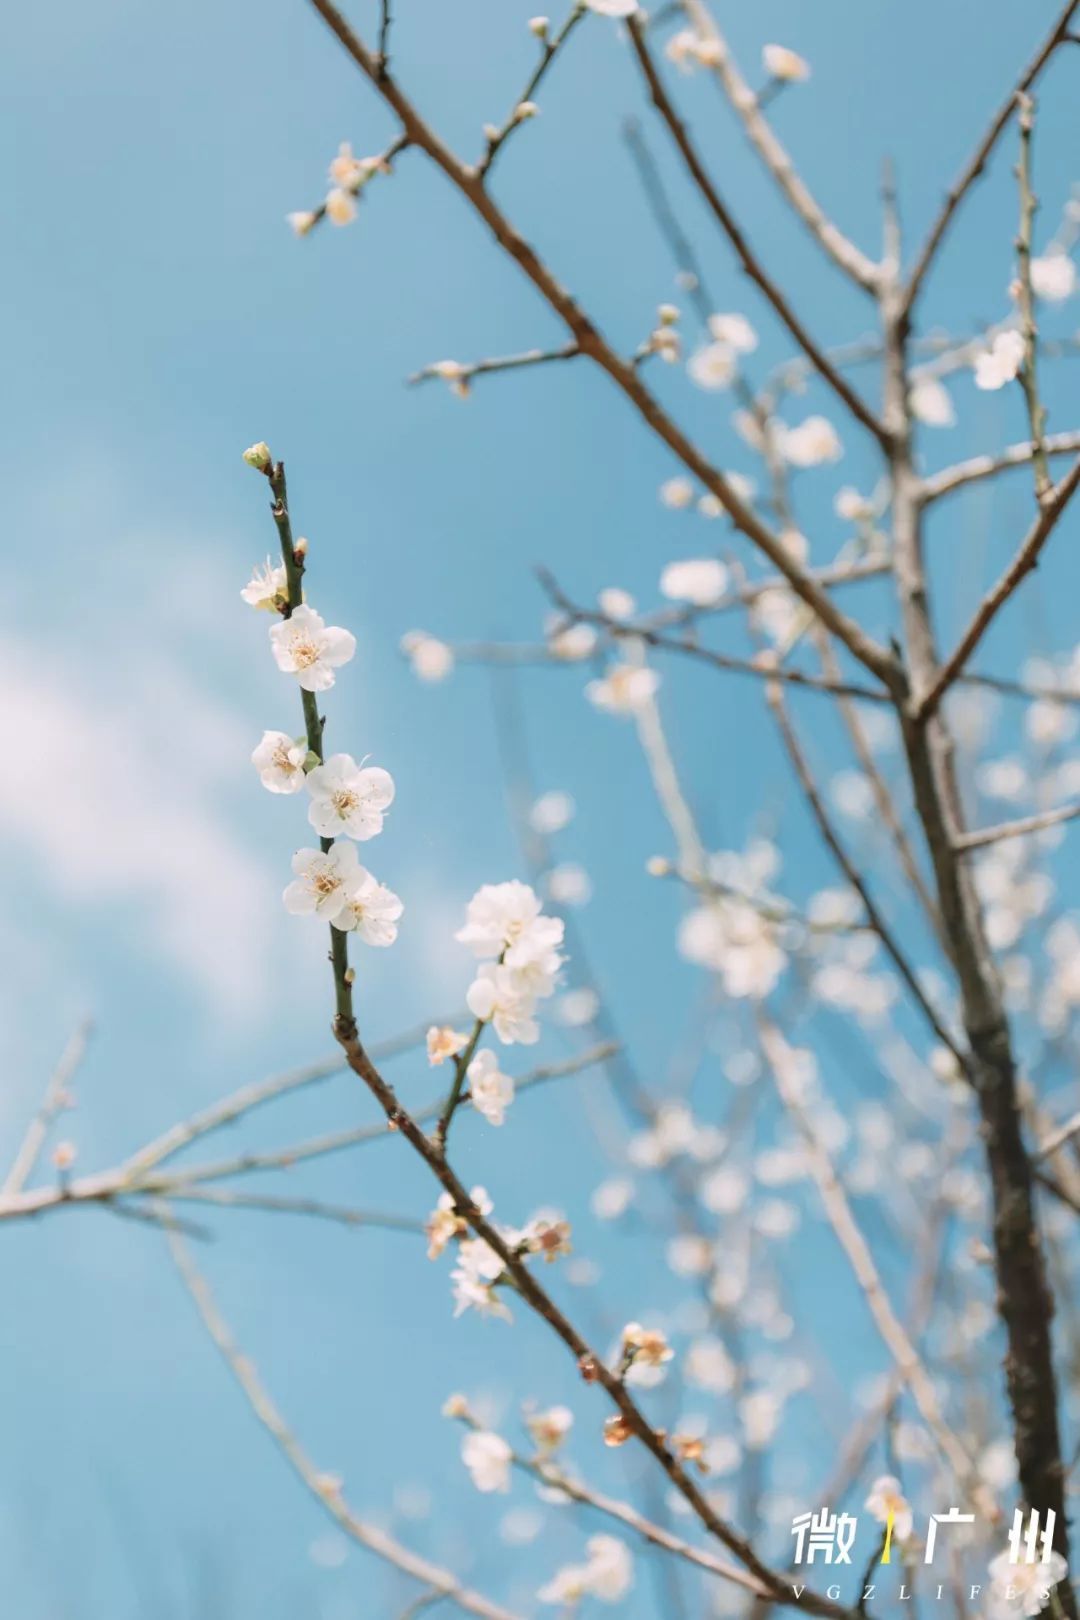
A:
1016;94;1052;501
434;1019;485;1149
267;460;356;1037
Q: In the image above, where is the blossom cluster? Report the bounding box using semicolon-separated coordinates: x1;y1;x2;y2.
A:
456;880;566;1044
426;1185;572;1320
241;449;402;948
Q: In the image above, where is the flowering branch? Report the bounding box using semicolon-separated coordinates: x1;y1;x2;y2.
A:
477;4;586;179
626;16;889;446
407;343;579;395
1015;94;1053;503
916;456;1080;721
3;1017;92;1196
901;0;1080;316
164;1217;527;1620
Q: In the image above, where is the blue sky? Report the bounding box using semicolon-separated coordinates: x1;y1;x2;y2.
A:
4;1;1080;1615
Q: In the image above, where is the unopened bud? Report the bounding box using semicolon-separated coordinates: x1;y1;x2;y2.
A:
514;100;539;121
242;442;272;473
529;15;549;36
657;302;679;325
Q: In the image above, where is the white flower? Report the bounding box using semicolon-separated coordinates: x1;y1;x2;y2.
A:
306;754;394;839
325;187;357;226
988;1550;1068;1617
547;620;598;660
763;43;810;81
530;790;575;835
526;1406;574;1453
287;210;317;237
461;1430;512;1493
621;1321;674;1371
1031;251;1077;303
545;863;591;907
586;663;659;715
865;1475;914;1542
678;901;786;998
452;1238;511;1320
467;964;541;1045
242;442;272;472
707;313;757;352
592;1177;634;1219
660;476;695;509
427;1025;469;1066
688;341;736;390
468;1049;515;1126
539;1537;633;1605
401;630;454;682
252;730;307;794
241;558;288;611
598;586;636;620
582;1537;634;1602
456;880;564;964
660;557;728;605
779;416;843;467
283;843;362;922
974;328;1025;391
333;869;403;945
584;0;638;14
909;377;956;427
834;487;873;523
269;605;356;691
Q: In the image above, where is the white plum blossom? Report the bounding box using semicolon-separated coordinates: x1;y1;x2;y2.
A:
763;43;810;82
252;729;307;794
660;557;728;605
586;663;660;716
526;1405;574;1453
598;586;636;620
585;0;638;12
530;790;575;835
834;487;873;524
452;1236;511;1320
865;1475;914;1542
539;1537;633;1605
270;605;356;691
401;630;454;682
592;1177;634;1219
988;1549;1068;1617
778;416;843;467
659;476;695;509
974;328;1025;391
461;1429;512;1493
688;341;737;391
547;618;598;660
333;868;403;945
678;901;786;998
241;558;288;611
708;312;758;352
427;1025;469;1066
324;187;357;226
467;963;541;1045
909;376;956;427
282;843;362;922
468;1049;515;1126
306;754;395;839
456;880;564;965
545;863;591;907
1031;251;1077;303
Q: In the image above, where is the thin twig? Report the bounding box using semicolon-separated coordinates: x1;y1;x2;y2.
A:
917;458;1080;720
954;799;1080;854
164;1217;526;1620
921;429;1080;503
3;1017;93;1196
478;3;586;179
304;0;900;692
1014;94;1052;502
677;0;881;292
408;343;579;390
902;0;1080;315
627;17;888;446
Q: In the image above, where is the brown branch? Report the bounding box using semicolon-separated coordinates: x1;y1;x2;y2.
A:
303;0;900;691
902;0;1080;315
955;798;1080;854
407;343;579;389
921;429;1080;504
677;0;881;292
626;18;888;447
165;1220;526;1620
765;680;967;1068
916;457;1080;720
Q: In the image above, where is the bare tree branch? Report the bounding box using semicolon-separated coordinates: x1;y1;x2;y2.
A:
921;429;1080;504
955;799;1080;854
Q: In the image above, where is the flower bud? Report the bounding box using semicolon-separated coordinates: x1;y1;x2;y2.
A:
514;100;539;121
242;442;272;473
528;15;549;36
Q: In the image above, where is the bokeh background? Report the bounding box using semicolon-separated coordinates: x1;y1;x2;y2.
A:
4;1;1079;1614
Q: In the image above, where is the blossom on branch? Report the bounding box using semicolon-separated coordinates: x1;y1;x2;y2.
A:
282;843;362;922
251;730;308;794
333;868;403;945
305;754;395;840
269;605;356;691
467;1049;515;1126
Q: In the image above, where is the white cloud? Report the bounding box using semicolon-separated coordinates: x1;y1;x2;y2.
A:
0;633;286;1020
